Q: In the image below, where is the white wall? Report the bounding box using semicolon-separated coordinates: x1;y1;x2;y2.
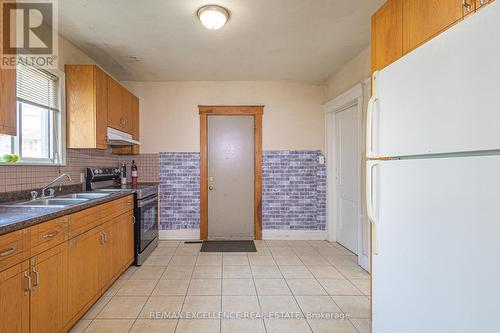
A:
121;81;326;154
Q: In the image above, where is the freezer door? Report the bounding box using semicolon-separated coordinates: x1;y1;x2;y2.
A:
371;155;500;333
372;1;500;157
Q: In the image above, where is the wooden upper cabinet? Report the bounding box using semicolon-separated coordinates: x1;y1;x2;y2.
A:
0;68;17;136
107;77;123;131
65;65;108;149
402;0;464;53
112;95;140;155
476;0;493;10
0;261;30;333
371;0;403;72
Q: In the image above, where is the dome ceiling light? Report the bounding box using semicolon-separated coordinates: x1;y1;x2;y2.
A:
197;5;230;31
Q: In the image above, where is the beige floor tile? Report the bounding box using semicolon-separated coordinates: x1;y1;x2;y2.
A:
292;247;320;256
349;279;370;295
169;255;198;266
129;319;177;333
129;266;165;280
198;252;223;257
103;279;127;297
298;255;330;266
254;279;291;295
307;319;358;333
223;265;252;278
181;295;221;314
295;296;342;314
175;247;200;256
286;241;311;247
196;255;223;266
222;296;261;314
259;295;301;314
222;319;266;333
139;296;185;318
307;266;344;279
280;266;314;279
187;279;221;295
119;266;138;280
222;279;256;295
265;318;312;333
158;240;180;247
266;240;289;247
249;247;271;256
249;256;277;266
332;296;370;318
318;279;363;296
152;247;177;256
142;255;172;266
223;255;249;265
251;265;283;278
82;296;112;319
84;319;134;333
153;279;190;296
316;247;347;257
270;247;295;256
192;265;222;279
97;296;148;319
176;319;220;333
161;266;193;280
68;319;91;333
350;318;372;333
336;265;370;279
274;256;303;266
116;279;157;296
223;252;252;256
287;279;327;296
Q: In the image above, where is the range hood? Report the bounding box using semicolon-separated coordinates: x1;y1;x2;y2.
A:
107;127;141;146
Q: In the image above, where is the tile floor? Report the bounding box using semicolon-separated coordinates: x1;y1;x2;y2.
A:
70;240;371;333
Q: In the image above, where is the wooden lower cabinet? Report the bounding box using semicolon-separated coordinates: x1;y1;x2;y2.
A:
0;261;30;333
30;243;67;333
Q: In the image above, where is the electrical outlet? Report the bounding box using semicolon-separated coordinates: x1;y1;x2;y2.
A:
319;155;325;164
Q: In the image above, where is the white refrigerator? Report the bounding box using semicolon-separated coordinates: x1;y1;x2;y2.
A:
367;2;500;333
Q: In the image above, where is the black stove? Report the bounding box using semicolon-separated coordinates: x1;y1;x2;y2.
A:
85;167;159;265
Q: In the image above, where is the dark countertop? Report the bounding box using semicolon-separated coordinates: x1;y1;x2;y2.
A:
0;190;136;236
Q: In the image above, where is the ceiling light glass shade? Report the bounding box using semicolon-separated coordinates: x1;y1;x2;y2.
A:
197;5;229;30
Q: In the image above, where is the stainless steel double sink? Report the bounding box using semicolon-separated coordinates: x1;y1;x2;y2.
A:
6;192;111;208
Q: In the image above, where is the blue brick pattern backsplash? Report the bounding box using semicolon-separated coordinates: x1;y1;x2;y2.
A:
159;151;326;231
159;153;200;230
262;151;326;231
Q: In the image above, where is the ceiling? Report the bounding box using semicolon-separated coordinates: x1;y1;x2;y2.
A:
59;0;384;83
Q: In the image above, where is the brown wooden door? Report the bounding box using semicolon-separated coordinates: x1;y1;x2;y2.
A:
107;77;123;131
371;0;403;72
30;243;67;333
95;67;108;149
403;0;464;53
0;261;30;333
0;68;17;136
67;228;101;321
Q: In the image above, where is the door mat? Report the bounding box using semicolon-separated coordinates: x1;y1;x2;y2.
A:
200;240;257;252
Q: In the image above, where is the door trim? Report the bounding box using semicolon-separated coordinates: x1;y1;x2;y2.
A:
199;105;264;241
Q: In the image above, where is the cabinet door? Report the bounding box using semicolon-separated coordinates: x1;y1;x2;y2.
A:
371;0;403;72
0;68;17;136
107;77;122;131
117;212;135;269
121;88;133;134
67;228;101;321
0;261;30;333
131;96;139;140
476;0;492;10
98;221;116;288
95;67;108;149
30;243;67;333
403;0;463;53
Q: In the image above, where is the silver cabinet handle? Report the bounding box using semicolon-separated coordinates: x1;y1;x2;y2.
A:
103;232;108;243
43;230;59;238
24;271;32;291
462;0;473;11
480;0;486;4
99;232;105;245
32;267;40;287
0;247;16;257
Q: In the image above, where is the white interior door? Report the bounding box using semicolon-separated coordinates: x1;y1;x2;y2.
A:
335;105;359;254
371;155;500;333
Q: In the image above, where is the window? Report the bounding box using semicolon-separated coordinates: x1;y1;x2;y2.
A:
0;65;65;164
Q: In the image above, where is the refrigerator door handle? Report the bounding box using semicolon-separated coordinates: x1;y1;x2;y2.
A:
366;71;379;158
366;160;380;255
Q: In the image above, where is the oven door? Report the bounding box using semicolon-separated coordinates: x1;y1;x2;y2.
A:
137;194;158;252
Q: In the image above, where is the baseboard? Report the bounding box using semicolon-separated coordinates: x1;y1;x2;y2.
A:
159;229;200;240
262;230;327;240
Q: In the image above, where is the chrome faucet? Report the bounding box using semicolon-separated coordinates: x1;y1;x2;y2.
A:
41;174;72;198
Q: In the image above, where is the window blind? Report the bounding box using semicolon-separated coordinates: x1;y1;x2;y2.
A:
16;65;59;112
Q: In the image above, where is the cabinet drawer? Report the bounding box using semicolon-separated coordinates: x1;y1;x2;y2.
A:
30;217;68;255
68;195;134;239
0;229;31;272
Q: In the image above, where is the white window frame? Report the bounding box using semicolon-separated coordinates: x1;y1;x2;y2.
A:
0;67;66;166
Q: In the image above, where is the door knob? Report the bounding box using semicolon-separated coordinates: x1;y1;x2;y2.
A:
208;185;214;191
